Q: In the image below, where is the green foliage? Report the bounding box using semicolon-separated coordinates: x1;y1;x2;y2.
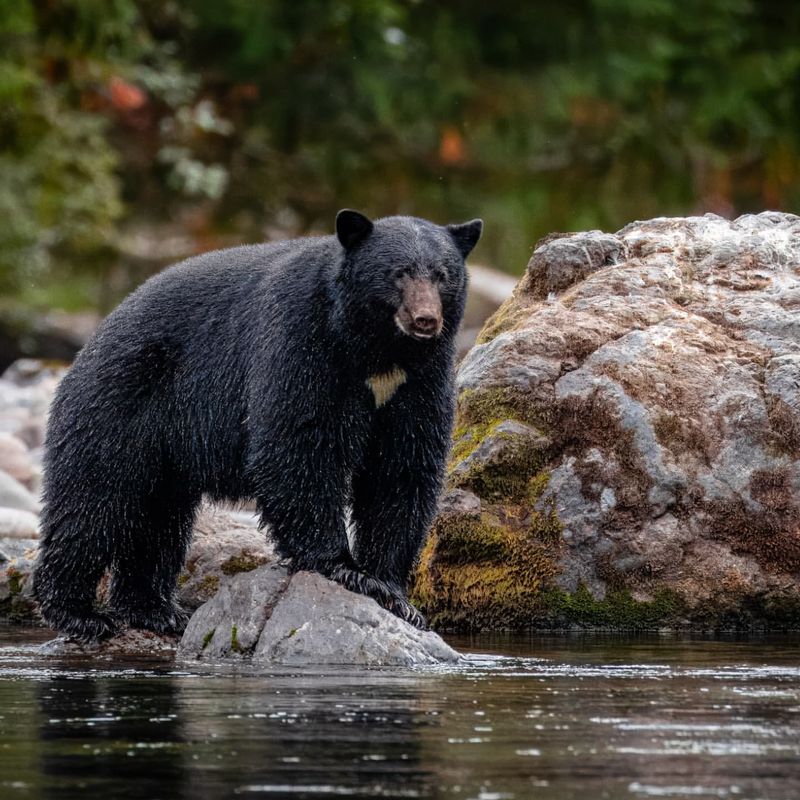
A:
4;0;800;312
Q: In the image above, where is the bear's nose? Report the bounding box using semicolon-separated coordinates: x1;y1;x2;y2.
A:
413;314;438;333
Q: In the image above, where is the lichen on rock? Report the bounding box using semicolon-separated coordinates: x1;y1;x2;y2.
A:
414;212;800;631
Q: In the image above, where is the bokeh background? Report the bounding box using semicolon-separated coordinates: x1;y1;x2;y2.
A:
2;0;800;365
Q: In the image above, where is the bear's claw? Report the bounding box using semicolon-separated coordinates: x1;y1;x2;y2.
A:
326;564;428;630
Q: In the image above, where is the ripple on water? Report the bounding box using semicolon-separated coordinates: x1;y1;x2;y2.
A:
2;633;800;800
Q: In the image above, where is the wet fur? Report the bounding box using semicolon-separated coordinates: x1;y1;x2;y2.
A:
33;214;480;641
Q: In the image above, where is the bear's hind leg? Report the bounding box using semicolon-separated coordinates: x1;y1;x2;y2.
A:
34;498;119;642
34;547;117;642
108;499;197;635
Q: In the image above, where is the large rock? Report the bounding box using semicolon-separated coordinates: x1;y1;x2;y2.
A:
179;566;461;667
180;563;290;658
414;212;800;631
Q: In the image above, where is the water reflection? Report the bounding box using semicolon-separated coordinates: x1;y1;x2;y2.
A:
37;677;187;799
0;629;799;799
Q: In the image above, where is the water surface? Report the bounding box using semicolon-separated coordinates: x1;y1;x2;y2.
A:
1;626;799;799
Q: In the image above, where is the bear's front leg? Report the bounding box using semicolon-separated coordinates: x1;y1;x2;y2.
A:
351;380;453;631
248;427;399;614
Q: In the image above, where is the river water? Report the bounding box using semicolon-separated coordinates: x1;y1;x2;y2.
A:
0;626;799;799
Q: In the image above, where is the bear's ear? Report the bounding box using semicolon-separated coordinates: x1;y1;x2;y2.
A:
447;219;483;258
336;209;374;250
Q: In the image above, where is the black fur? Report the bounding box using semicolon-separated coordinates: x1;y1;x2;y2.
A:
32;211;482;641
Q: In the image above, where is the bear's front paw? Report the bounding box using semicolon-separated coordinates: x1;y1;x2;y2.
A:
388;596;428;631
327;564;395;606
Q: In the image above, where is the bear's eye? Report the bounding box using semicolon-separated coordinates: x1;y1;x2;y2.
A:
392;267;407;283
431;267;448;284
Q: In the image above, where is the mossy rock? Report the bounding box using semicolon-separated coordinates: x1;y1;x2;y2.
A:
220;552;269;576
539;584;686;630
449;419;551;503
412;509;563;630
456;386;543;430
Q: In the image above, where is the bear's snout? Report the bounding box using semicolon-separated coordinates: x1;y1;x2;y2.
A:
395;277;443;340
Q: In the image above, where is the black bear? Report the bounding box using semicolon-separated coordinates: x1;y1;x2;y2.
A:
33;210;482;641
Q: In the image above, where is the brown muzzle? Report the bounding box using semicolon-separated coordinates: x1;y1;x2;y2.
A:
395;277;443;340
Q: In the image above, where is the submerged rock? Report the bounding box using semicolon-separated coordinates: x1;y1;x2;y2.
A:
179;566;461;667
414;212;800;632
39;628;179;657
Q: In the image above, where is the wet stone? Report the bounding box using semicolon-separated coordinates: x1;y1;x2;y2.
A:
179;566;462;667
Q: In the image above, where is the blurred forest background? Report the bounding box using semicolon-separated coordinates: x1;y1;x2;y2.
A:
1;0;800;360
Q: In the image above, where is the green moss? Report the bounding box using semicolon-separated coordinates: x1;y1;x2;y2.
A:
434;516;513;565
449;419;550;504
526;472;551;505
220;553;267;576
411;510;562;631
201;629;215;650
197;574;220;596
448;421;495;470
288;627;298;638
177;573;190;587
457;386;541;429
528;505;563;546
476;295;530;344
448;390;551;504
457;437;549;503
540;584;685;629
230;624;243;653
6;568;22;597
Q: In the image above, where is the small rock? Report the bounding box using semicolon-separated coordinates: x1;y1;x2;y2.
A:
0;409;28;436
253;572;462;667
0;470;40;513
14;415;46;450
0;537;38;563
0;433;34;485
0;507;39;539
438;488;482;516
1;359;69;388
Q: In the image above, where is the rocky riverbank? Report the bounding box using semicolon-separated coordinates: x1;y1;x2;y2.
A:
4;214;800;636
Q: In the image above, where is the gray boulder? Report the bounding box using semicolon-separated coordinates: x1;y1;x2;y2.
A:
177;504;274;610
179;566;462;667
416;212;800;631
253;572;462;666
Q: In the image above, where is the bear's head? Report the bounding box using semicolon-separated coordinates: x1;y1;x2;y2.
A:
335;210;482;347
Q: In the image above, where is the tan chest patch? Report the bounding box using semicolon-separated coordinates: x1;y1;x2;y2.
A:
366;366;407;408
